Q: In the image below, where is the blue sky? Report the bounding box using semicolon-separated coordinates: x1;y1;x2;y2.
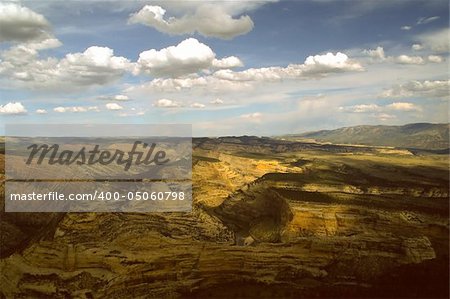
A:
0;0;448;136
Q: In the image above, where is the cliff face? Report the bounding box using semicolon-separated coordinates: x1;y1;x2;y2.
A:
1;137;449;298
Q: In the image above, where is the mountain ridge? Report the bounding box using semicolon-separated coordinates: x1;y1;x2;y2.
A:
283;123;450;150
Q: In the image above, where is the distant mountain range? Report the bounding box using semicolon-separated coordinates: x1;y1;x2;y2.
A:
285;123;450;150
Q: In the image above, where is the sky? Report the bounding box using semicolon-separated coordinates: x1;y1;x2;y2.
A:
0;0;449;136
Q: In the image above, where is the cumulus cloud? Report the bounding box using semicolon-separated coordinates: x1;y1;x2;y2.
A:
132;76;207;92
362;46;386;61
0;102;27;114
212;56;243;69
363;46;438;65
300;51;365;74
190;102;205;108
134;38;244;78
214;67;284;82
25;37;62;50
400;26;411;31
386;102;421;111
127;51;363;97
412;44;423;51
0;46;132;90
427;55;444;63
382;80;450;99
416;28;450;53
240;112;263;123
0;3;51;43
338;104;381;113
105;103;123;110
128;3;258;39
88;106;100;112
339;102;420;114
127;75;252;95
395;55;424;65
98;94;130;101
210;98;224;105
53;106;99;113
135;38;215;77
376;113;396;121
118;107;146;117
153;98;181;108
303;52;363;71
54;107;67;113
63;46;132;82
241;112;262;119
35;109;47;114
213;52;363;82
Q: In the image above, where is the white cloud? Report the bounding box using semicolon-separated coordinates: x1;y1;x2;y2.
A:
363;46;386;60
153;98;181;108
303;52;362;70
300;51;365;74
127;75;252;95
0;102;27;114
135;38;215;77
339;104;381;113
210;98;224;105
25;37;62;50
427;55;444;63
212;56;243;69
386;102;421;111
214;67;284;82
190;102;205;108
412;44;423;51
126;51;364;101
416;28;450;53
395;55;424;65
417;16;440;25
113;95;130;101
1;45;39;71
64;46;132;76
398;16;439;33
363;47;438;65
105;103;123;110
98;94;130;101
339;102;421;114
213;52;363;82
376;113;396;121
215;67;280;82
118;108;146;117
54;107;67;113
35;109;47;114
128;3;257;39
0;46;132;90
53;106;98;113
88;106;100;112
241;112;262;120
0;3;51;42
382;80;450;99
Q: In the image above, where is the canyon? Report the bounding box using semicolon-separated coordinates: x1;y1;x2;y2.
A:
0;135;448;298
